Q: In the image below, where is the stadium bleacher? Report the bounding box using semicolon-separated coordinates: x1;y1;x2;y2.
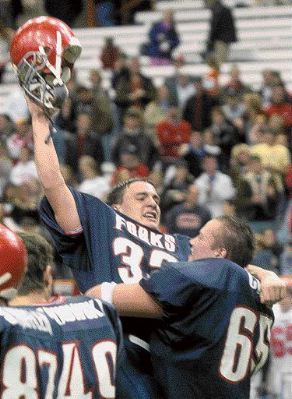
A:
0;1;291;110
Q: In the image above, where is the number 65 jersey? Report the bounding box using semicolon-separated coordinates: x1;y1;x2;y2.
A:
0;296;123;399
140;258;274;399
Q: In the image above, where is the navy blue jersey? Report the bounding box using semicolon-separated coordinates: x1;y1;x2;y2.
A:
40;190;190;338
40;189;191;398
0;296;123;398
140;258;274;399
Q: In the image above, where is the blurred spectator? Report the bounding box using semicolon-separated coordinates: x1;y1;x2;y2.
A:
65;112;104;174
259;69;284;108
111;145;150;186
156;106;191;167
9;180;42;226
54;97;77;134
202;55;220;100
111;52;129;90
179;130;207;178
242;92;264;143
74;85;113;137
0;18;13;83
0;113;14;138
203;0;237;67
44;0;83;27
221;88;246;131
6;118;33;161
100;37;120;70
143;84;173;141
146;9;180;65
160;160;194;215
183;78;216;131
251;128;291;181
3;86;29;124
164;184;211;236
209;105;240;171
280;241;292;275
95;1;116;26
266;292;292;398
111;107;159;169
243;155;280;232
78;155;110;199
9;146;38;186
195;153;235;217
118;0;153;25
252;228;282;272
115;57;156;119
264;84;292;132
221;64;250;98
164;70;195;109
0;140;12;198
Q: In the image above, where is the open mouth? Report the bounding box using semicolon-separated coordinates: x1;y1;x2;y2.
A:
143;211;157;222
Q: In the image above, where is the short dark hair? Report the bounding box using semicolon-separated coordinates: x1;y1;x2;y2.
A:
17;232;54;295
212;216;255;268
107;178;156;205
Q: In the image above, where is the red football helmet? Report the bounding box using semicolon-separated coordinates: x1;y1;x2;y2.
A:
10;16;81;116
0;224;28;300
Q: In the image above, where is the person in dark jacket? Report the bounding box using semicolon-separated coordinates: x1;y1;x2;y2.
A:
147;9;180;65
203;0;237;67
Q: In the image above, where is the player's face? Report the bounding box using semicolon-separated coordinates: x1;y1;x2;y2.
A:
189;219;222;261
116;181;161;230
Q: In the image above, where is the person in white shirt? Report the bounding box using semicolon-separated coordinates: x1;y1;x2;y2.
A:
195;153;236;217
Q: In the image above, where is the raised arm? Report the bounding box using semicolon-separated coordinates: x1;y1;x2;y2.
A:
86;283;163;318
28;98;81;233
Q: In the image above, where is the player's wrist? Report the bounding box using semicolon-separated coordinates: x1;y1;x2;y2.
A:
100;282;117;304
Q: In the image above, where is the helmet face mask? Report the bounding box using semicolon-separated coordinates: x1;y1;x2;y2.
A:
10;16;81;117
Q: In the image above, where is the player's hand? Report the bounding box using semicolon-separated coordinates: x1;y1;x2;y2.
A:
25;96;48;121
259;272;288;306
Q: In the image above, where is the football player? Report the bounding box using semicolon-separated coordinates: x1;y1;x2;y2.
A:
87;216;275;399
0;227;124;397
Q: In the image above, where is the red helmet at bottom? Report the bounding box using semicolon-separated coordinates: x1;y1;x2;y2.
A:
0;224;28;300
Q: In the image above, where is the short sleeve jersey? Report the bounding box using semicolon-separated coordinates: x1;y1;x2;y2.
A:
140;258;274;399
0;296;123;398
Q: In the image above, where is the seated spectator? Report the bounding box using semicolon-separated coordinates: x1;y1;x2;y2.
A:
100;37;120;70
0;113;14;139
0;19;14;83
95;1;117;27
161;160;194;215
264;84;292;133
147;9;180;65
195;153;236;217
164;59;195;109
156;106;191;167
209;106;240;171
78;155;110;200
266;292;292;398
6;118;33;161
164;184;211;236
111;145;150;186
144;84;173;142
65;112;104;174
183;78;216;131
179;130;207;178
9;146;38;187
111;107;159;170
221;64;250;98
251;128;291;182
252;229;282;273
258;69;284;108
243;155;280;232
